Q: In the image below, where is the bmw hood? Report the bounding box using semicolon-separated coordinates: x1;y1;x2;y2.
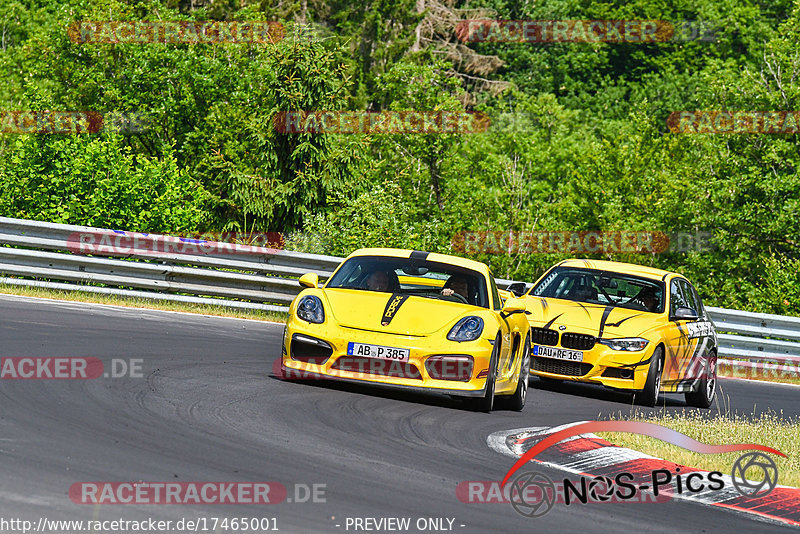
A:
524;296;658;338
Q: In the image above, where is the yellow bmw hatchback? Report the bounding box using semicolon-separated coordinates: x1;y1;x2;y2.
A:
515;259;717;407
281;248;532;412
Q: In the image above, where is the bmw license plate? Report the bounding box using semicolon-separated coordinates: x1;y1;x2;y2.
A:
533;344;584;362
347;342;410;362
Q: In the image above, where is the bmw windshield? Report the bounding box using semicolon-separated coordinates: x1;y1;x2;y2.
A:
530;266;665;313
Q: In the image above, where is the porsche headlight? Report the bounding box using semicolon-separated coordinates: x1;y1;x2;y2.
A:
296;295;325;324
598;337;649;351
447;316;484;342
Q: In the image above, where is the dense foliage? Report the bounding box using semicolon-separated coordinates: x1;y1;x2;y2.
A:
1;0;799;314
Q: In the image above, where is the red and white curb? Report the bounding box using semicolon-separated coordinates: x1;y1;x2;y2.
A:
488;422;800;528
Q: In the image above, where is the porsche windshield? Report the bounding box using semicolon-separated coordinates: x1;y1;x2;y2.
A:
325;256;489;308
531;267;665;313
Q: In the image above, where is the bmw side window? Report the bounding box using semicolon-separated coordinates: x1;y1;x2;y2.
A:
689;284;707;319
679;280;699;317
669;279;688;318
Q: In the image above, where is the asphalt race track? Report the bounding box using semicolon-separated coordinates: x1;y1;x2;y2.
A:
1;294;797;533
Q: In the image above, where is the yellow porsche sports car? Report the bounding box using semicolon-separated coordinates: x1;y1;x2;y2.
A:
516;259;717;407
280;248;532;412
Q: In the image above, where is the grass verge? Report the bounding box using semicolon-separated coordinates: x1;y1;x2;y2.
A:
599;410;800;487
0;283;288;323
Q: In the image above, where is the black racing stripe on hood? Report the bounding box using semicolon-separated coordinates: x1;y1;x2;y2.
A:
598;306;614;338
410;250;430;260
575;302;593;318
381;293;410;326
605;313;643;328
543;313;563;329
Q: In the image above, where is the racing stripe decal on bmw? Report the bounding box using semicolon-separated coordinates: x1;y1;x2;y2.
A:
597;306;614;338
574;301;594;318
605;313;642;328
618;355;653;368
543;314;563;329
381;293;410;326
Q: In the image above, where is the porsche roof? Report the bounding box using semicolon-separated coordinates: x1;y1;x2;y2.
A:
346;248;490;274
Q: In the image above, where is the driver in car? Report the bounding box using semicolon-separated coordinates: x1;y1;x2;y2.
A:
633;286;659;312
365;271;391;292
441;275;469;301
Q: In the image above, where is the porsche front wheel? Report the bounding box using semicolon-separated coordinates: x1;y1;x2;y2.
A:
470;333;500;413
506;333;531;411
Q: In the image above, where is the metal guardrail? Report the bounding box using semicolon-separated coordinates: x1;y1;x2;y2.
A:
0;217;798;375
0;217;518;313
706;306;800;378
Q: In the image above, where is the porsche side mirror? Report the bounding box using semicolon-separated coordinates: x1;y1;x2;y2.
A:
673;306;699;321
501;298;526;318
298;273;319;289
506;282;528;297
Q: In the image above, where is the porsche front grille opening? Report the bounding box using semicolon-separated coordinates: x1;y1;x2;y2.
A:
425;355;474;382
560;332;596;350
532;357;592;377
290;334;333;364
601;367;634;379
531;327;559;346
332;356;422;380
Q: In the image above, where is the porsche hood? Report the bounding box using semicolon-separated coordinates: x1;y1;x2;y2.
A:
322;289;472;336
525;297;658;338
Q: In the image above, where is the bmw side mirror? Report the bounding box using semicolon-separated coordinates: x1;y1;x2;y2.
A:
673;307;699;321
506;282;528;297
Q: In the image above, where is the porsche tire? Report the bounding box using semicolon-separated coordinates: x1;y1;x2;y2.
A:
636;347;663;407
685;353;717;408
470;333;500;413
505;333;531;411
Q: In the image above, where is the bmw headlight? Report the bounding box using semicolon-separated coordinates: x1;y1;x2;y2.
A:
598;337;649;351
296;295;325;324
447;316;484;342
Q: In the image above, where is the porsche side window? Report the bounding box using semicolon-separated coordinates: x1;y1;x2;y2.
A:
670;279;688;317
489;275;502;311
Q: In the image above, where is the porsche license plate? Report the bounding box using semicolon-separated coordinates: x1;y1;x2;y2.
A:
533;345;584;362
347;342;410;362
